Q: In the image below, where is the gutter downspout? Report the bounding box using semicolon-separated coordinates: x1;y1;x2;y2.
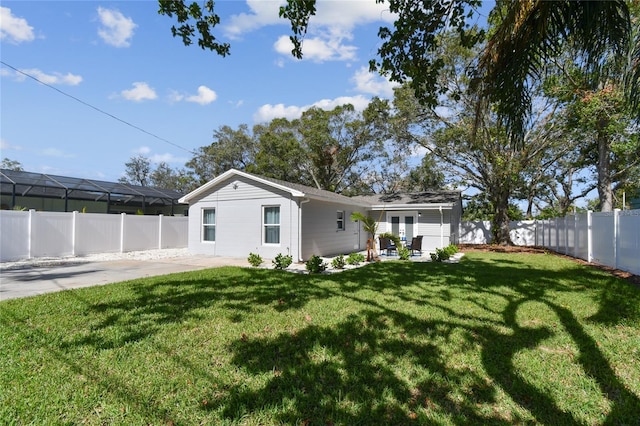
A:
298;198;310;262
439;205;444;248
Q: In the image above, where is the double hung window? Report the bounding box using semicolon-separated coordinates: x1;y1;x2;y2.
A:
263;206;280;244
337;211;345;231
202;208;216;242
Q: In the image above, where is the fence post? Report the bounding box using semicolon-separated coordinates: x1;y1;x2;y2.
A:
28;209;35;259
573;213;578;259
158;214;163;249
120;213;126;253
555;218;559;253
72;210;78;256
587;210;593;263
614;209;620;270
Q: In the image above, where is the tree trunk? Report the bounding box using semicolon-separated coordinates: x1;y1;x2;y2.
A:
492;189;513;245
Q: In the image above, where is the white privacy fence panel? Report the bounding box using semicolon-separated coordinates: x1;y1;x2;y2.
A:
31;211;74;258
75;213;122;255
460;220;536;246
123;215;160;252
0;210;188;262
617;210;640;275
575;213;589;261
0;210;30;262
591;212;616;268
460;209;639;276
160;216;188;248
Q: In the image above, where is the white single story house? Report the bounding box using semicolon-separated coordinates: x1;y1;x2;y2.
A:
178;169;462;261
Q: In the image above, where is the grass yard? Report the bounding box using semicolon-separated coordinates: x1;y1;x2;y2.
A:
1;252;639;425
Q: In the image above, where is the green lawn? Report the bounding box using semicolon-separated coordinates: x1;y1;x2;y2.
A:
1;252;639;425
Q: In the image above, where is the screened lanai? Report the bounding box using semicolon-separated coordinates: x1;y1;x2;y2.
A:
0;169;186;215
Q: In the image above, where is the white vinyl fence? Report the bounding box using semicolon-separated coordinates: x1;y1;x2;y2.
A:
460;209;640;276
0;210;188;262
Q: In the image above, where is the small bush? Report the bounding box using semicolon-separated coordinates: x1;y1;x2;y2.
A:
398;246;411;260
430;244;458;262
346;252;365;265
331;255;346;269
248;252;263;267
306;255;327;273
272;253;293;270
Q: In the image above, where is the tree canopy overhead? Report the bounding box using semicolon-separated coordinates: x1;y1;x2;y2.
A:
159;0;639;143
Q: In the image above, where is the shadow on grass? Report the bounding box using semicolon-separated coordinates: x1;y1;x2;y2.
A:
3;253;639;424
206;255;640;424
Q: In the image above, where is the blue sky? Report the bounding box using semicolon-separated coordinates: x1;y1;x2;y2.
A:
1;0;438;182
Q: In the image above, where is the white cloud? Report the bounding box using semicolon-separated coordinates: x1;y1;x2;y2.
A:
274;34;357;62
1;137;23;151
150;152;188;164
131;147;187;165
39;148;75;159
168;86;218;105
253;95;370;123
351;66;398;97
186;86;217;105
120;82;157;102
9;68;83;86
0;7;35;44
97;7;136;48
135;146;152;155
225;0;395;64
223;0;285;39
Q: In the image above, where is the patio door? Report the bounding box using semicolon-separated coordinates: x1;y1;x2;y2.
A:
388;212;417;242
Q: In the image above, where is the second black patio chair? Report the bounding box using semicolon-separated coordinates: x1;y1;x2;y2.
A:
408;235;423;256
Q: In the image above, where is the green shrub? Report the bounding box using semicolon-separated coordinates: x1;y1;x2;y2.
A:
398;246;411;260
248;252;263;267
306;255;327;273
346;252;365;265
331;255;346;269
430;245;458;262
272;253;293;270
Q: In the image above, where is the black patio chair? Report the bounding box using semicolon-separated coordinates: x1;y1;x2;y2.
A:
379;237;397;256
408;235;423;256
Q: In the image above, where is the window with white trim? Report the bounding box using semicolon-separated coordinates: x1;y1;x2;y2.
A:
337;210;345;231
202;208;215;242
263;206;280;244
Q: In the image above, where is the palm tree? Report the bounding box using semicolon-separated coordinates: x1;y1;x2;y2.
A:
350;212;379;261
474;0;638;143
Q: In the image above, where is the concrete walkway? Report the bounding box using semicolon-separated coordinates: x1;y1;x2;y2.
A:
0;255;249;301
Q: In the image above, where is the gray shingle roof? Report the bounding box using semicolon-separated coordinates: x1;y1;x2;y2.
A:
258;174;366;205
353;191;461;206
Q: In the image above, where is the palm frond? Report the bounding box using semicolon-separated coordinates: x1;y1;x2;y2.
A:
474;0;632;142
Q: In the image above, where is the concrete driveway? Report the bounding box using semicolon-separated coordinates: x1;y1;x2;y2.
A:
0;255;250;301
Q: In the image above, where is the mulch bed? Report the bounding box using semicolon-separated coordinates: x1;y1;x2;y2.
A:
459;244;640;289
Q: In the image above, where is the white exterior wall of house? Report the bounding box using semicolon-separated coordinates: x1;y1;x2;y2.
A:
301;200;365;259
186;176;301;260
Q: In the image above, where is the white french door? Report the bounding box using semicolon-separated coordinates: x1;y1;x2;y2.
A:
387;212;417;242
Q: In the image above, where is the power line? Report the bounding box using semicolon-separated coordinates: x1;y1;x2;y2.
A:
0;60;197;155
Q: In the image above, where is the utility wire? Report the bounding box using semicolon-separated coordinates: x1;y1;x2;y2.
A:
0;60;198;155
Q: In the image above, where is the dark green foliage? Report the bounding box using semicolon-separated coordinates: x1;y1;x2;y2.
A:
430;244;459;262
305;255;327;273
346;252;365;265
331;255;346;270
247;252;263;267
272;253;293;270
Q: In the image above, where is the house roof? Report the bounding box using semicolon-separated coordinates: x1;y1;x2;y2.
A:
353;191;462;210
179;169;462;211
178;169;371;206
